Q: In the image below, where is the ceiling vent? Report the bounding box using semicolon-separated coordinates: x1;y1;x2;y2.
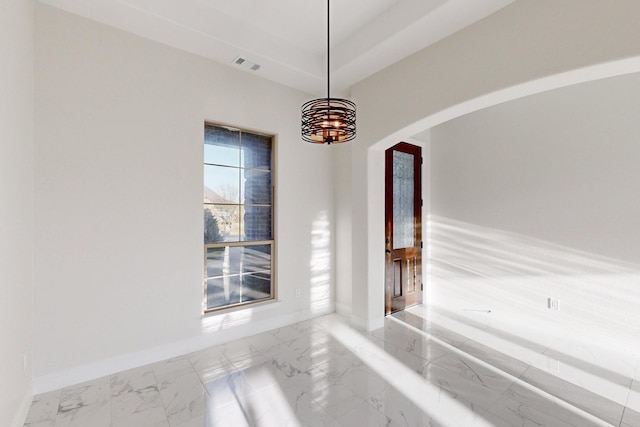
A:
233;56;261;71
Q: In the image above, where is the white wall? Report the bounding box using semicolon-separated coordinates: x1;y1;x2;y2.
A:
333;144;352;317
343;0;640;330
429;72;640;349
33;4;334;392
431;72;640;264
0;0;34;425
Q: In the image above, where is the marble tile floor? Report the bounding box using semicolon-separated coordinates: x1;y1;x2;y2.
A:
23;306;640;427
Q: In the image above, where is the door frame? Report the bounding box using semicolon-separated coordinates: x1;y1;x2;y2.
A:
384;141;423;315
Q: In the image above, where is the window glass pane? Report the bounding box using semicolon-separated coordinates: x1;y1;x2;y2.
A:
204;125;240;167
243;206;272;241
241;170;271;205
205;246;242;277
240;272;272;302
204;165;240;204
393;150;415;249
242;132;272;170
204;123;274;312
204;207;225;244
207;276;242;309
206;246;224;277
242;245;271;273
207;204;240;242
206;273;272;310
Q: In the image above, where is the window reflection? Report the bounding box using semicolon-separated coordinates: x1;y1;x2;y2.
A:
205;245;272;310
204;125;240;167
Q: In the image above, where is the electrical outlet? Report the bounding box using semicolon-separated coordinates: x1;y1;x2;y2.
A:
547;298;560;311
295;288;301;298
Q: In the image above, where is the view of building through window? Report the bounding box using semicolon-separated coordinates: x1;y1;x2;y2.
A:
204;123;274;311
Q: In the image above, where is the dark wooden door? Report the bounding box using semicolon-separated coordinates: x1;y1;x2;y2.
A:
385;142;422;315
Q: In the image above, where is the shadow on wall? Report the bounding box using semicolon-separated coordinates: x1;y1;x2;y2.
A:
427;215;640;349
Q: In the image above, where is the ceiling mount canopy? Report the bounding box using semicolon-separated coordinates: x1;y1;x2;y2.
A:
301;0;356;145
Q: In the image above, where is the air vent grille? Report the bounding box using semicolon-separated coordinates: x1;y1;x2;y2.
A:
232;56;261;72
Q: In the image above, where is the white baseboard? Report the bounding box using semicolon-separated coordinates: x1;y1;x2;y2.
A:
34;303;335;394
349;313;386;332
367;315;385;331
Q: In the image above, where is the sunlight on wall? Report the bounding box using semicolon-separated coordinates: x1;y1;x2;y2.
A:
310;211;332;314
428;215;640;347
425;215;640;408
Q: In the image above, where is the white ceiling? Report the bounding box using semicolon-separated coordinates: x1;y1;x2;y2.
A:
38;0;514;95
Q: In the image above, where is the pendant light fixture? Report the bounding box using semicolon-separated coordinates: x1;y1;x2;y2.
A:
301;0;356;144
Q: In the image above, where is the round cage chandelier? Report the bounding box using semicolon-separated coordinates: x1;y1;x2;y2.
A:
301;0;356;144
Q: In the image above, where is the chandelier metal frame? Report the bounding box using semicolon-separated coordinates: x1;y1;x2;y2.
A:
301;0;356;144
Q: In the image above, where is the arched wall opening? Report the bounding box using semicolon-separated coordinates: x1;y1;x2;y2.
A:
336;1;640;331
361;59;640;331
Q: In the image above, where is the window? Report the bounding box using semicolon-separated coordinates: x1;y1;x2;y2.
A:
203;123;274;312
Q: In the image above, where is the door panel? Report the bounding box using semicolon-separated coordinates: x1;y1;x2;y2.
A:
393;259;402;297
385;142;422;315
